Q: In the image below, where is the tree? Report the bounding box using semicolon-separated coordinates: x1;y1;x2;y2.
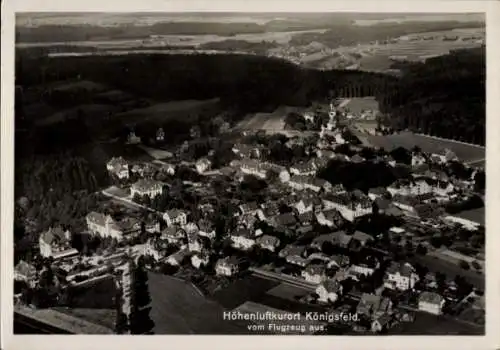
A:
459;260;470;270
415;244;428;256
129;261;155;334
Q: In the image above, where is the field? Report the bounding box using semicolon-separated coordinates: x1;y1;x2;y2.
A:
114;98;221;126
363;132;485;163
147;272;248;334
137;145;174;160
266;283;310;302
234;106;302;133
35;104;120;126
343;97;379;114
454;207;485;226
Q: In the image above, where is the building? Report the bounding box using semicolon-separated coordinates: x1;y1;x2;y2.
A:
294;199;314;215
160;226;185;244
187;232;203;253
384;262;419;291
144;237;171;262
156;127;165;142
163;209;188;227
86;212;141;241
230;228;256;251
127;130;141;144
238;202;260;216
166;248;189;266
418;291;445;315
350;154;365;164
356;293;393;318
131;179;163;199
239;160;290;182
391;195;420;215
195;158;212;174
144;216;161;234
387;179;432;197
290;162;317;176
350;263;377;277
39;227;78;260
215;256;241;276
197;219;216;240
160;163;176;175
351;231;374;248
191;251;210;269
411;153;427;167
288;175;330;193
371;314;392;333
316;279;343;303
301;264;326;284
315;209;343;228
368;187;389;201
310;231;352;250
14;260;37;286
106;157;129;179
430;149;458;164
256;235;281;252
322;192;372;221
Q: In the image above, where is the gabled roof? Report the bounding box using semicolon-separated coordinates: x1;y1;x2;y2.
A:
419;291;444;305
40;226;71;245
256;234;280;246
386;262;416;278
132;179;162;192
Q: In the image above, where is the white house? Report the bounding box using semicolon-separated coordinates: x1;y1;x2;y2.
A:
86;212;141;242
196;158;212;174
322;193;372;222
384;262;419;291
39;226;78;260
163;209;188;227
301;264;327;284
106;157;130;179
131;179;163;199
215;256;241;276
197;219;217;240
316;280;344;303
230;228;256;251
418;291;445;315
411;153;427;167
191;251;210;269
290;162;317;176
350;263;377;277
256;235;281;252
166;248;189;266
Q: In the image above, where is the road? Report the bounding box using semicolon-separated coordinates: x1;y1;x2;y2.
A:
250;267;318;291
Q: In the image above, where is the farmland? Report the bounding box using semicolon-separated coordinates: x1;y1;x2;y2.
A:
35;104;120;126
234;106;302;133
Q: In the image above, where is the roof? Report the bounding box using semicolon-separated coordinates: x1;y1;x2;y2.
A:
312;231;352;248
161;226;184;238
369;187;388;196
107;157;127;168
15;260;36;277
280;244;306;257
256;234;280;246
165;209;186;219
321;279;342;293
350;154;365;163
272;212;297;227
418;291;444;305
239;202;259;213
352;231;374;243
217;256;242;266
132;179;162;192
386;262;416;278
232;228;253;239
297;211;314;223
40;226;71;245
304;264;326;275
197;219;215;232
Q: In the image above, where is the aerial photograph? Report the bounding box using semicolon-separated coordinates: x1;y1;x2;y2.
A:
13;12;485;335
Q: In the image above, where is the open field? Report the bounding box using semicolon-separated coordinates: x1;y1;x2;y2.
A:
234;106;303;132
363;132;485;162
266;283;310;302
148;272;248;334
53;308;116;330
137;145;174;160
343;97;379;114
35;104;120;126
114;98;220;126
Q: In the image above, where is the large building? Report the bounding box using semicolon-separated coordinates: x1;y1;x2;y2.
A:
39;226;78;260
107;157;130;179
130;179;163;199
86;212;141;241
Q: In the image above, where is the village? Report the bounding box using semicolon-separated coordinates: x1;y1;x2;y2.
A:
14;99;485;335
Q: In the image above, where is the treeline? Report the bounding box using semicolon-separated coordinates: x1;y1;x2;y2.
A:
199;40;279;53
290;21;484;48
16;53;394;113
378;47;485;145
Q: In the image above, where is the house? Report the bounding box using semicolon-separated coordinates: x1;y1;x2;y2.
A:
322;192;372;221
196;158;212;174
387;178;432;197
237;214;258;230
256;235;281;252
239;160;290;182
286;255;309;267
288;175;329;193
131;179;163;199
290;162;317;176
391;195;420;215
215;256;242;276
303;111;316;123
297;211;315;226
430;149;458;164
238;202;260;216
356;293;393;318
384;262;419;291
191;251;210;269
144;237;170;261
197;219;216;240
315;209;343;228
39;226;78;260
301;264;327;284
166;248;189;266
351;231;374;248
160;226;185;244
311;231;353;250
160;163;176;175
163;209;188;227
294;199;314;215
316;149;335;159
327;255;350;269
156;127;165;142
86;212;141;241
127;130;141;144
14;260;37;286
384;155;396;167
187;232;203;253
411;153;427;167
316;279;343;303
230;228;256;251
279;244;306;259
418;291;446;315
350;263;377;277
106;157;129;179
371;313;392;333
269;212;297;231
368;187;389;201
432;180;455;197
232;144;265;159
144;216;161;234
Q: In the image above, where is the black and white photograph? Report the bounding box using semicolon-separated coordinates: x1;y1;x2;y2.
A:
2;1;499;349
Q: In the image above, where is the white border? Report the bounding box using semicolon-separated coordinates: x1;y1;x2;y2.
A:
2;1;499;350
